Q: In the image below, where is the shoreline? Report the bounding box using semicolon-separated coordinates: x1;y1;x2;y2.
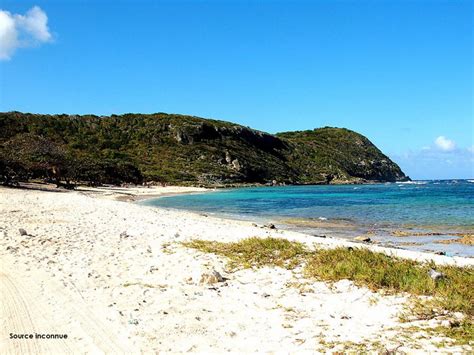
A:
81;184;474;265
75;185;211;202
1;185;472;352
4;183;472;263
137;185;474;259
4;182;211;202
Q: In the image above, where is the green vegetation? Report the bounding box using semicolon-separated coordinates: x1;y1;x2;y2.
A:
0;111;408;186
428;320;474;346
184;237;474;345
277;127;406;183
305;248;473;317
0;133;70;187
0;132;142;187
183;237;308;270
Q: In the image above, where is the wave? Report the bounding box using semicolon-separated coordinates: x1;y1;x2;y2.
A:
397;181;428;185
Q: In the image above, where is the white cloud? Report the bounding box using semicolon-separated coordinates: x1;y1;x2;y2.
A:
0;6;52;60
394;141;473;179
434;136;456;152
15;6;52;42
0;10;18;60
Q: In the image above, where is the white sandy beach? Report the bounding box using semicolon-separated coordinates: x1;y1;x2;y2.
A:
0;186;472;353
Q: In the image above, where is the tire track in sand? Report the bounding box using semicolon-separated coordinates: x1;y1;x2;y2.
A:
0;263;132;354
0;272;69;354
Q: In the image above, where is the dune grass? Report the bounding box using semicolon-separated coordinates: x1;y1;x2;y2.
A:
183;237;474;345
305;247;473;317
305;247;435;294
183;237;308;270
430;320;474;345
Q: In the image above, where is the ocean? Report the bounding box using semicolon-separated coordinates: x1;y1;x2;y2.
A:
142;180;474;257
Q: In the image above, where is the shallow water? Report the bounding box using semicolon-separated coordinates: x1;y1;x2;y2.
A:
142;180;474;257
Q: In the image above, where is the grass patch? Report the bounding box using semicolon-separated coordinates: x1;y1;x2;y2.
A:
183;237;474;345
430;320;474;345
305;248;435;294
305;247;473;317
316;339;387;353
306;247;474;345
182;237;308;270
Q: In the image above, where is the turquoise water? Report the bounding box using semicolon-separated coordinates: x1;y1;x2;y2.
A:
143;180;474;257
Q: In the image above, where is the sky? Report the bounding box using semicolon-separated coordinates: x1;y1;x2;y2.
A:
0;0;472;179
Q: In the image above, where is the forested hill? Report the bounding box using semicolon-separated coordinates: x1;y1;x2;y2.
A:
0;112;409;186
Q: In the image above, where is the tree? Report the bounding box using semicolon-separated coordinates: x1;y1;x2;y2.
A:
0;133;71;187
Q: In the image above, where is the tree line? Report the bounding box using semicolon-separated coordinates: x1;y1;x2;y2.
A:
0;133;143;188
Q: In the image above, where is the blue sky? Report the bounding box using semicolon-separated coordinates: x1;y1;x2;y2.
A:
0;0;472;179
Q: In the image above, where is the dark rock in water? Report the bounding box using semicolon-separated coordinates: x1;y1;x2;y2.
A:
264;223;276;229
313;234;326;238
435;251;446;256
354;236;371;243
429;268;445;281
19;228;27;236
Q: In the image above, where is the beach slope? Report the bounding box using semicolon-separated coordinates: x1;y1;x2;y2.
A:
0;187;471;353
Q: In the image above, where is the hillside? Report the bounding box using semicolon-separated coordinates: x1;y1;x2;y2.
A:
0;112;408;186
277;128;407;184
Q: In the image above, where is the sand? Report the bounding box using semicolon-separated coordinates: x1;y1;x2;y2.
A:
0;186;472;353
